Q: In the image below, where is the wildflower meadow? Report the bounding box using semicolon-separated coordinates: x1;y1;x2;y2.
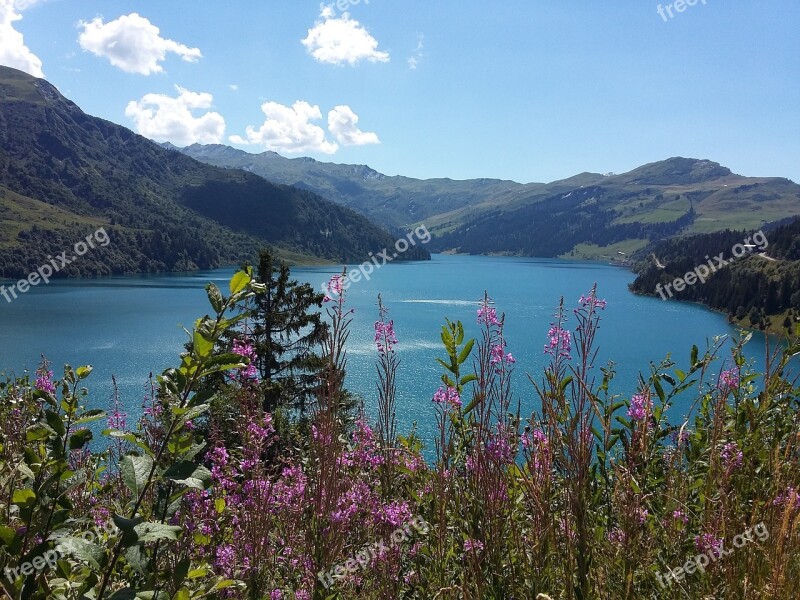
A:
0;266;798;599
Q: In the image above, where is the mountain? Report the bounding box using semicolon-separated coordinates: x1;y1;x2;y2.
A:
174;143;529;231
177;144;800;261
0;66;427;279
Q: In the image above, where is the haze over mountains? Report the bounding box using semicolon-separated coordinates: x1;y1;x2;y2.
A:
176;144;800;260
0;66;428;278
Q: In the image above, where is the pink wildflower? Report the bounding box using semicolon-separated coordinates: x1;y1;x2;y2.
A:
544;325;571;358
432;386;461;409
627;393;651;421
719;369;740;391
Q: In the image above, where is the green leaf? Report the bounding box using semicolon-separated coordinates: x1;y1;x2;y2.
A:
54;537;105;570
0;525;16;546
164;461;212;489
12;489;36;507
457;339;475;366
69;429;93;451
107;590;137;600
134;522;182;543
206;283;225;313
690;345;698;367
76;365;93;380
229;270;251;295
120;454;154;498
74;409;106;425
192;330;214;359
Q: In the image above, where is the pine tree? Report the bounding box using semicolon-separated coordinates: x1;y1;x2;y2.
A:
251;249;327;414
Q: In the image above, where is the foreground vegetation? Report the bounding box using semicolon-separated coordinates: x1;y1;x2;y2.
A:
1;266;799;599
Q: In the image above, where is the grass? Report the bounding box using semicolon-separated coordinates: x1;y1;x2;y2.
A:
560;239;650;260
0;186;107;249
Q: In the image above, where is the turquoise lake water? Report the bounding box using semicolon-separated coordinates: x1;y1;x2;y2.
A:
0;254;774;447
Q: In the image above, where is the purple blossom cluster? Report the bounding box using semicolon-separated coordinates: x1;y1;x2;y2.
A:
721;441;743;471
232;338;258;380
544;325;571;359
374;319;398;354
719;368;740;391
34;366;55;395
432;386;461;409
627;393;652;422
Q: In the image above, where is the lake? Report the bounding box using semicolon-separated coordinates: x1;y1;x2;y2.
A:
0;254;773;447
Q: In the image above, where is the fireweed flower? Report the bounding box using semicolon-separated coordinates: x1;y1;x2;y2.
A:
773;486;800;510
719;369;740;391
544;325;571;359
607;528;627;544
721;441;743;470
463;538;484;553
432;385;461;409
627;393;651;421
232;338;258;379
672;509;690;524
477;304;500;326
323;274;343;302
34;365;56;395
578;291;607;311
694;532;723;556
374;319;398;354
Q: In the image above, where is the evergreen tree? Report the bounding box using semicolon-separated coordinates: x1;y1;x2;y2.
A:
251;249;327;414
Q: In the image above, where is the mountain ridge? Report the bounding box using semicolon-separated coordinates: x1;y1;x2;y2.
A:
175;143;800;260
0;66;429;279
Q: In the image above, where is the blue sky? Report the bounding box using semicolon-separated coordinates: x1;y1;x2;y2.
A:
2;0;799;183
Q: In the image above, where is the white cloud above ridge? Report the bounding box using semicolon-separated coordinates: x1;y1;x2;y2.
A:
328;105;380;146
230;100;338;154
301;8;389;66
125;86;225;146
78;13;201;75
0;0;44;77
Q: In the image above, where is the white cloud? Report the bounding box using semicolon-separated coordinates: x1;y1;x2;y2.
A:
0;0;44;77
328;105;379;146
125;86;225;146
228;84;238;91
230;100;338;155
408;33;424;70
78;13;201;75
301;8;389;66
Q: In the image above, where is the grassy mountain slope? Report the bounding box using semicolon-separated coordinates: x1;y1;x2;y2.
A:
174;143;528;230
177;143;800;260
0;66;426;279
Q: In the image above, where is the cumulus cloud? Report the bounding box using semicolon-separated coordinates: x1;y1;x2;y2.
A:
78;13;201;75
0;0;44;77
230;100;338;154
327;105;379;146
125;86;225;146
301;7;389;66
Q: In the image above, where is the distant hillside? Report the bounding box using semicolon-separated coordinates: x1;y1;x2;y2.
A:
0;66;427;279
174;143;528;232
177;144;800;260
629;219;800;334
